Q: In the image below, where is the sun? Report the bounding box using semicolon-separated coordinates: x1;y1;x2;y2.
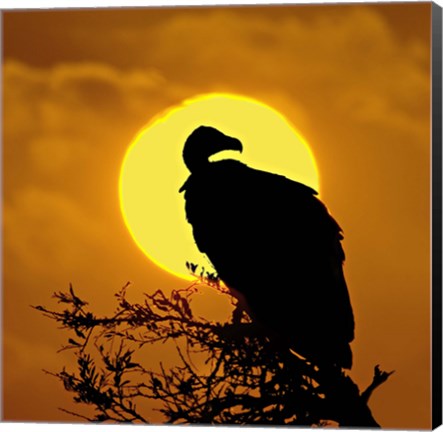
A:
119;93;319;281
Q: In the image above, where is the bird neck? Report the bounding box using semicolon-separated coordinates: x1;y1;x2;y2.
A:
183;150;211;173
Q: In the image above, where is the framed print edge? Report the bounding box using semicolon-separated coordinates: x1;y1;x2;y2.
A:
432;1;443;429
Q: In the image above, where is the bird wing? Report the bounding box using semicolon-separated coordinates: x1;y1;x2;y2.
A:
182;160;354;365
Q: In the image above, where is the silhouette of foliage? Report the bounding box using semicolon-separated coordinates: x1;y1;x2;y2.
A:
34;275;393;426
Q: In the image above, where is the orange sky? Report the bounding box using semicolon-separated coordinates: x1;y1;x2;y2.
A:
3;3;433;428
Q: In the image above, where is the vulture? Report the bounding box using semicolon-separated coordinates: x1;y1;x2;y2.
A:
179;126;355;369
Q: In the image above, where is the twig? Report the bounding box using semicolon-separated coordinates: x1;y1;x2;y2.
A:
361;364;395;403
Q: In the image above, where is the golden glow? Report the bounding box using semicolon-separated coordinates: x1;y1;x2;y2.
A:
119;93;319;281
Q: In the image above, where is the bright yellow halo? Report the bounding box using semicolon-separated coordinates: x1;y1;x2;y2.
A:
119;93;319;281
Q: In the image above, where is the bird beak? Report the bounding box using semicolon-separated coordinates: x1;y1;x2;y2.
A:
223;137;243;154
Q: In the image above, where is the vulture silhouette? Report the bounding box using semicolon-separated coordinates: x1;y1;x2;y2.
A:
179;126;355;369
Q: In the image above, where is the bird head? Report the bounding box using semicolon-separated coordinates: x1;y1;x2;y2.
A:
182;126;243;173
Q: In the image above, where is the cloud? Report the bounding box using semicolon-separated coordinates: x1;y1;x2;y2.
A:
3;60;191;305
3;61;182;203
5;6;430;135
4;186;106;277
4;61;166;136
96;6;430;134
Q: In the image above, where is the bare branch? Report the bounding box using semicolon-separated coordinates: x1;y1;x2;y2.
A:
34;281;391;427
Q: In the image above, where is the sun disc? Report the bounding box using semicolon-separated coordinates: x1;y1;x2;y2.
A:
119;93;319;281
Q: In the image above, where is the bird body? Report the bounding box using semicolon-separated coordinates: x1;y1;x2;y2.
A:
180;126;355;369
